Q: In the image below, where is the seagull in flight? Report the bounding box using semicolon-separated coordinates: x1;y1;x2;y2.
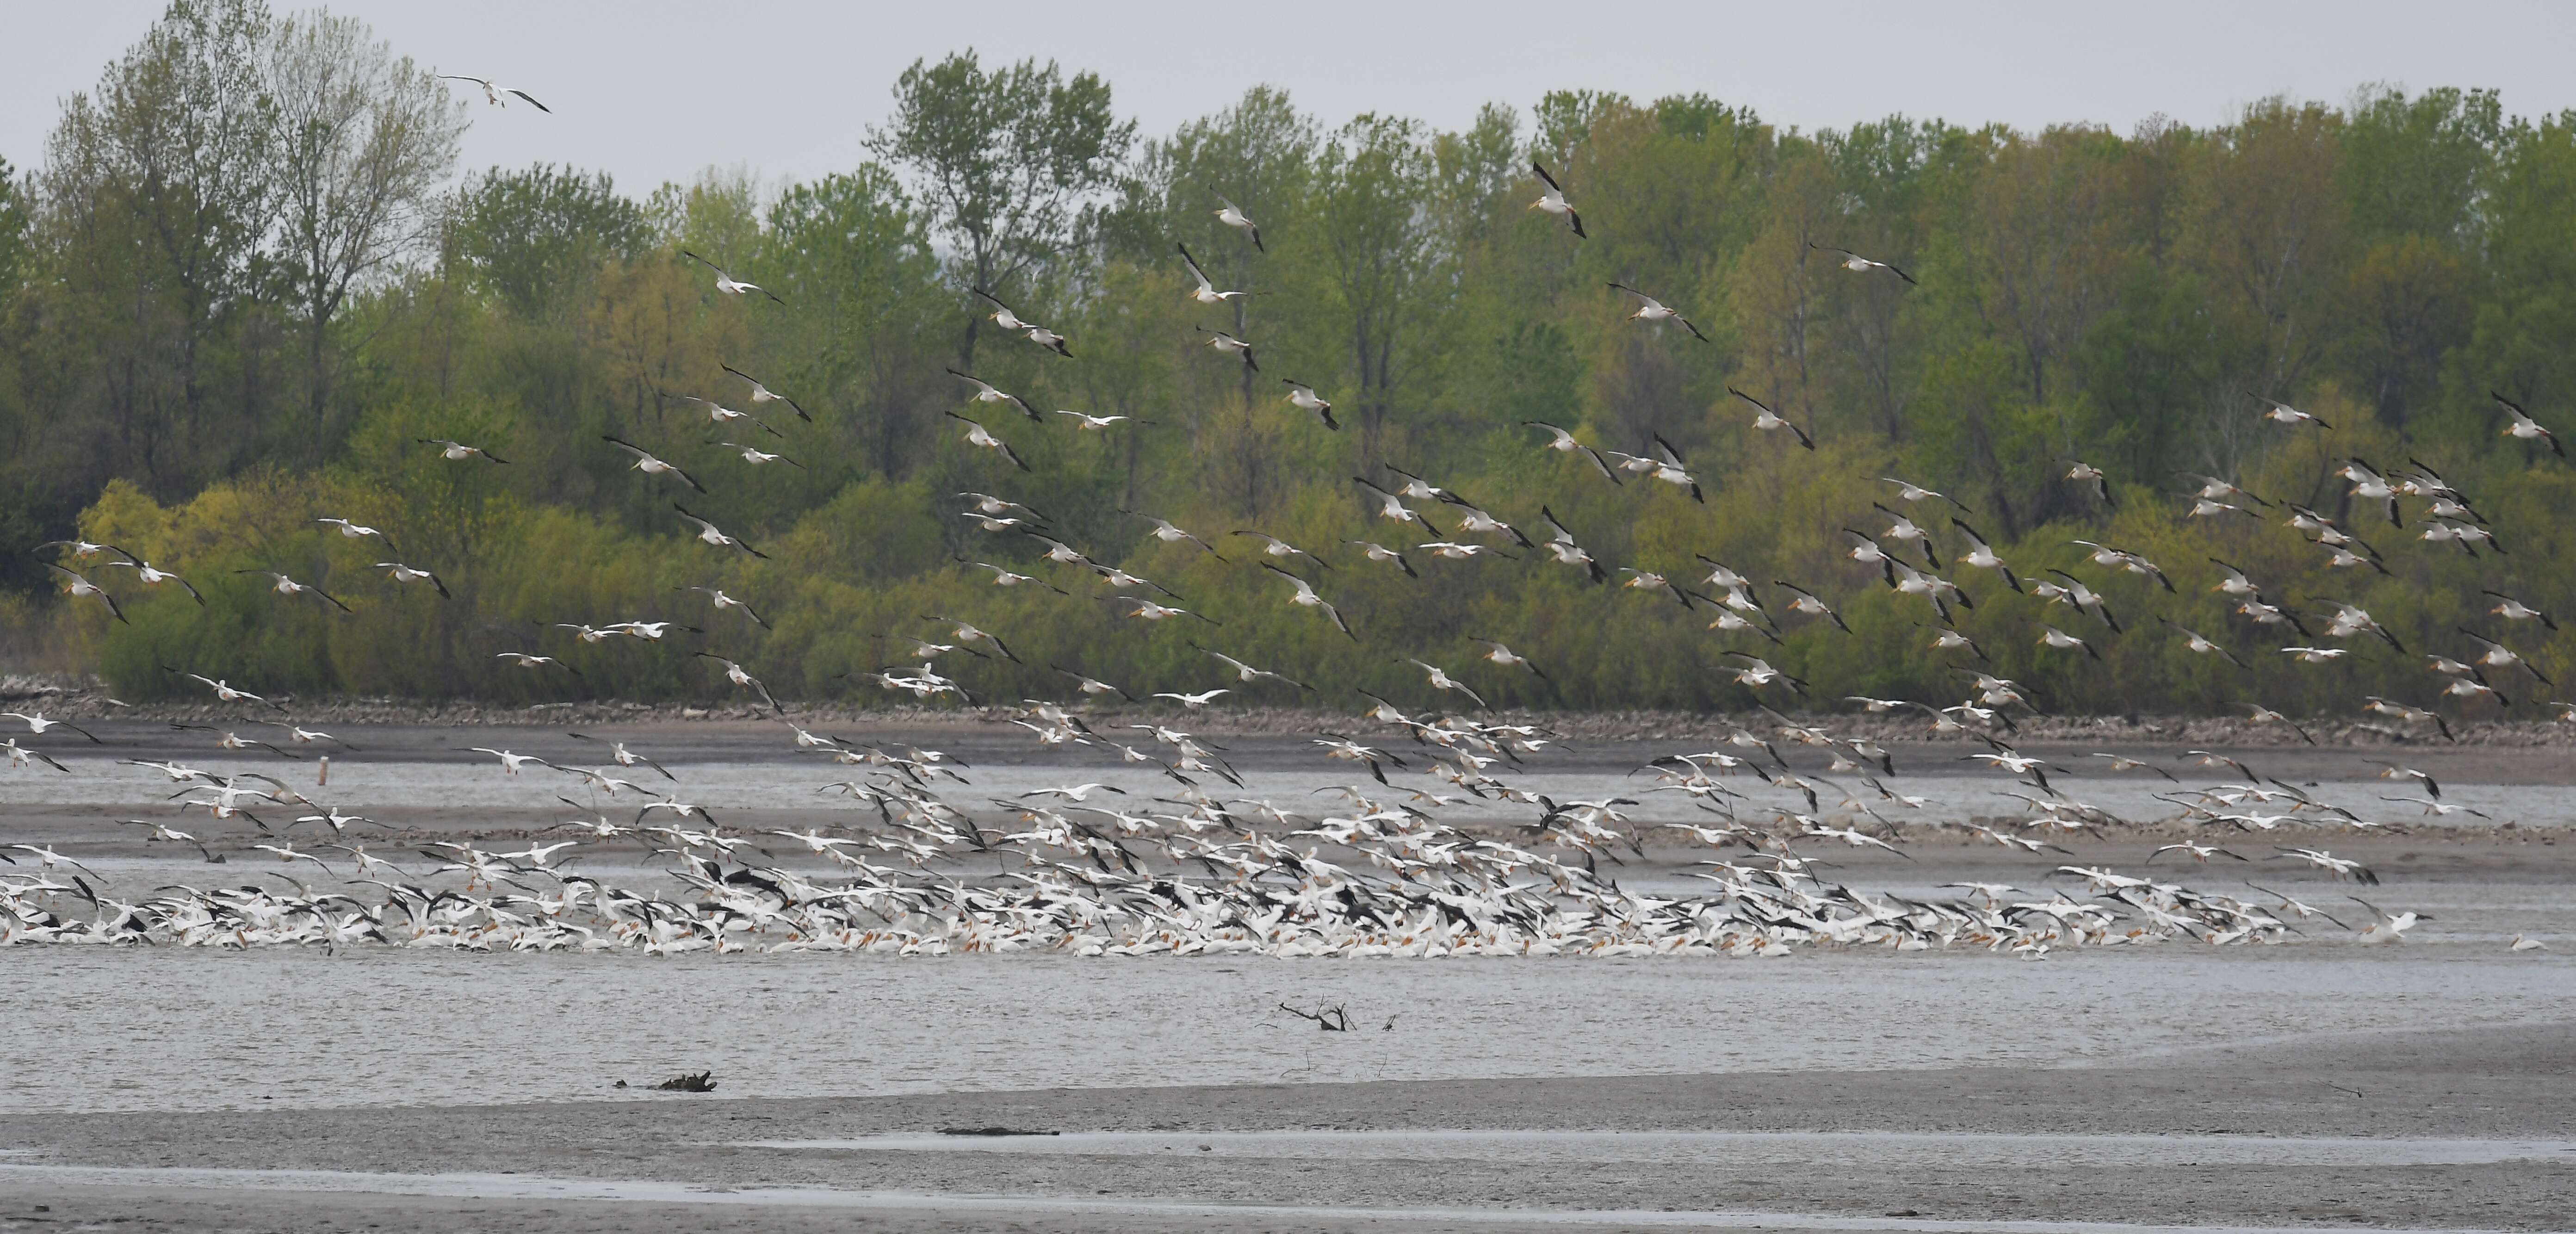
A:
674;505;769;558
681;250;782;303
1528;162;1585;238
438;74;549;112
1728;387;1814;450
603;436;705;492
1606;283;1709;341
1811;243;1916;285
721;365;810;420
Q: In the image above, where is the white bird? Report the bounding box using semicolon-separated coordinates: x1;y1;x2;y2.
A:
1523;422;1622;484
1125;510;1226;559
494;651;581;679
681;250;783;304
1052;410;1135;431
1281;380;1338;431
1195;327;1258;370
1178;242;1250;304
668;393;781;439
1261;563;1355;640
1469;639;1545;678
717;441;804;469
438;74;549;112
1153;688;1232;710
972;562;1068;595
1727;387;1814;450
469;748;555;776
673;505;768;558
235;570;354;613
1527;162;1585;238
971;289;1071;357
310;519;400;559
2260;397;2331;429
99;553;204;606
44;564;127;624
1809;243;1916;284
678;586;768;629
2491;391;2563;457
721;364;810;420
373;562;450;599
945;368;1038;422
603;436;705;491
1406;659;1489;708
1213;195;1264;251
1193;642;1313;691
1606;283;1709;342
944;413;1029;471
1345;540;1418;578
1949;519;2021;592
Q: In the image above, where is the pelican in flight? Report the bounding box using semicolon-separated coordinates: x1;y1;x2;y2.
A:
373;562;450;599
1949;519;2021;592
1260;563;1355;639
1231;531;1331;570
721;365;810;420
421;438;508;464
1124;510;1227;559
1728;387;1814;450
236;570;353;613
678;586;766;629
1405;658;1488;708
945;368;1039;422
1194;641;1314;691
666;393;781;439
2155;617;2245;668
1606;283;1709;341
681;250;783;303
101;555;204;605
312;517;396;554
674;505;769;559
971;289;1071;357
1282;380;1338;431
1213;195;1263;251
945;412;1029;471
718;441;804;469
1536;507;1605;583
438;74;549;112
1345;540;1418;578
2260;398;2331;429
1178;243;1251;304
1195;327;1259;371
2491;391;2563;456
604;436;705;491
1881;477;1970;511
1524;422;1621;484
1469;639;1545;678
1527;162;1585;238
1810;243;1916;285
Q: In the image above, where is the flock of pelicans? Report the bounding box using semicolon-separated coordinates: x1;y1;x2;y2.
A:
6;90;2566;959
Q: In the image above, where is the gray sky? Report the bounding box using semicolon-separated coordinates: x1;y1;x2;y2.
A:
11;1;2574;193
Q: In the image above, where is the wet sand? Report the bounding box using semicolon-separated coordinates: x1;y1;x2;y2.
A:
1;1023;2569;1232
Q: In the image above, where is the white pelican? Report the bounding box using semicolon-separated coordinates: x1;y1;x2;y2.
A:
1282;380;1338;431
1727;387;1814;450
373;562;451;599
944;412;1029;471
2260;397;2331;429
1178;242;1251;304
945;368;1039;421
1230;531;1331;569
235;570;353;614
681;250;783;303
2155;617;2245;668
604;436;705;491
1213;195;1263;251
313;517;397;553
1193;641;1314;690
1195;327;1258;370
1469;639;1544;678
1527;162;1585;238
2491;391;2563;456
438;74;549;111
100;554;204;605
718;364;809;420
1404;659;1488;708
1260;563;1354;640
1123;510;1227;558
971;289;1072;357
420;437;509;464
677;585;768;629
1810;243;1916;285
673;505;769;558
717;441;804;468
1605;283;1709;341
35;564;118;623
1948;519;2021;592
2483;590;2558;630
1344;539;1418;578
1523;421;1621;484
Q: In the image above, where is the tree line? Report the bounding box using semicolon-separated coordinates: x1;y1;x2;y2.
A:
1;0;2570;719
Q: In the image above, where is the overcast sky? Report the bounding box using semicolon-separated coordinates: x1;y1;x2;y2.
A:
11;1;2574;193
